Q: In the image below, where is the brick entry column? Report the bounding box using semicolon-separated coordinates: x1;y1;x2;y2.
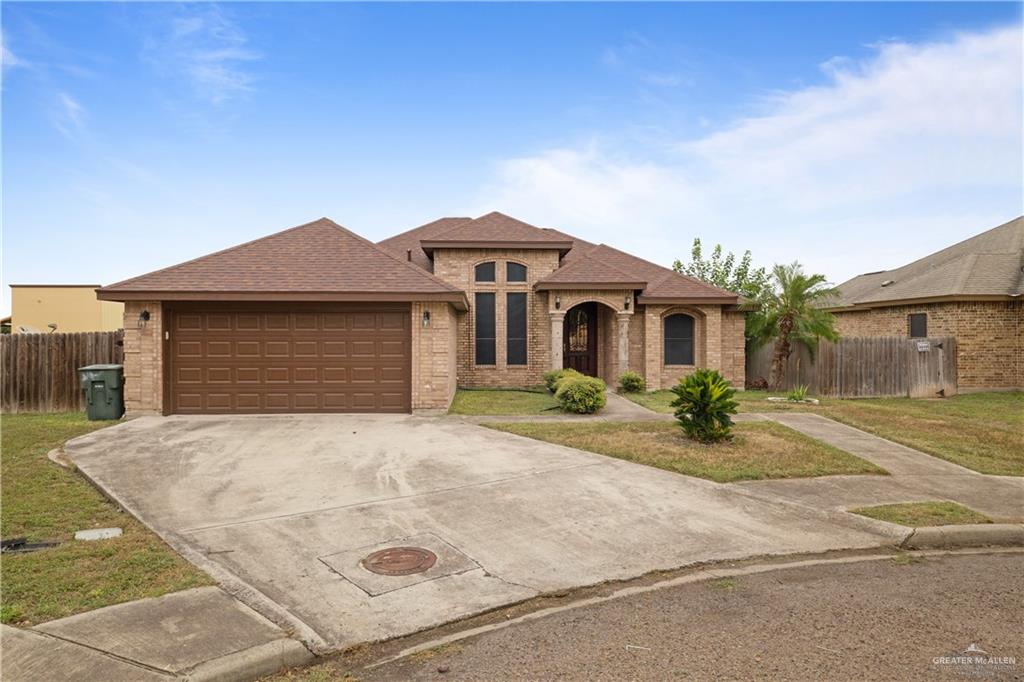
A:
549;311;566;370
616;311;632;378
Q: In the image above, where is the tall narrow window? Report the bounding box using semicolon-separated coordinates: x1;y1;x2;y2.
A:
475;293;496;365
507;262;527;283
664;314;695;365
475;262;495;282
908;313;927;338
507;293;527;365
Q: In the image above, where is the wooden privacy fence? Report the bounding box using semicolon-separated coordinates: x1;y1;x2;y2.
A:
746;336;957;398
1;331;124;413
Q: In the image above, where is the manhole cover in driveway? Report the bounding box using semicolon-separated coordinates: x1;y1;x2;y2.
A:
319;533;481;596
362;547;437;576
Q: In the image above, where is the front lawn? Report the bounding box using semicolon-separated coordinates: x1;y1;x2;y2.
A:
625;390;1024;476
449;387;560;415
487;421;886;483
1;413;213;625
851;501;992;527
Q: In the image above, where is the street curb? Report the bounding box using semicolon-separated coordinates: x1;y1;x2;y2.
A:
184;639;314;682
900;524;1024;550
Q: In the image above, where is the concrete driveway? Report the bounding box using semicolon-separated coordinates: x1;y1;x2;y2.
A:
64;415;891;652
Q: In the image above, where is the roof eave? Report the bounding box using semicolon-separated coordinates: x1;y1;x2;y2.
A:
534;281;646;291
636;295;740;305
96;289;470;311
421;240;574;255
827;293;1022;311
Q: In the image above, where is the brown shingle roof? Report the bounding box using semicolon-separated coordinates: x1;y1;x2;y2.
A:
380;212;739;303
536;242;738;302
98;218;467;308
377;217;472;271
419;211;575;250
831;216;1024;308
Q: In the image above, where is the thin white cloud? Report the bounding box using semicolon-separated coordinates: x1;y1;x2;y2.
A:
471;25;1023;282
2;31;25;70
53;92;86;138
147;5;260;105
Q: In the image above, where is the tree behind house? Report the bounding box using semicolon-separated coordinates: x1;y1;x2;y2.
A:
673;238;770;299
745;262;840;389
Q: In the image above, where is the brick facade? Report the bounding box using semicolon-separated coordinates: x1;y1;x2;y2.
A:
433;248;560;387
122;300;164;414
410;301;459;412
832;301;1023;390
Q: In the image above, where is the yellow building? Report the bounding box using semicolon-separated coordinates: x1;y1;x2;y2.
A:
10;285;124;333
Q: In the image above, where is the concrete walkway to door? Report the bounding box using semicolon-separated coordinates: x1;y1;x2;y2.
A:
62;413;894;653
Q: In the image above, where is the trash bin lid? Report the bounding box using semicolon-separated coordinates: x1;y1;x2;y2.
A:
78;364;124;371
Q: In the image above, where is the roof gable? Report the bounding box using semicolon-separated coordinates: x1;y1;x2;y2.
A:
99;218;465;305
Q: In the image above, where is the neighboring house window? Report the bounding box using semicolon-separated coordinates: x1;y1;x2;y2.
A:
507;293;527;365
507;262;527;283
475;262;496;283
664;314;695;365
908;313;927;338
475;293;496;365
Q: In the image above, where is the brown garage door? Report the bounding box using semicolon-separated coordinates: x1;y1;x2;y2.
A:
167;303;411;414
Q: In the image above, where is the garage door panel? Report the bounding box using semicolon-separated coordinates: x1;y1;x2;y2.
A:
170;306;410;414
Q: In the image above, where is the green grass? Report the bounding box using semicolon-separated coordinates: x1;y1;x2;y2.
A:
449;387;561;415
851;501;993;527
625;390;1024;476
486;420;886;483
1;413;213;625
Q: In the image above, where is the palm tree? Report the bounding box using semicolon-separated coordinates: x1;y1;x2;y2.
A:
745;262;840;390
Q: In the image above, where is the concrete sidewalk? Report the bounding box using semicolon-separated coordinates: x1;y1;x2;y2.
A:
736;412;1024;522
456;391;675;423
1;587;311;682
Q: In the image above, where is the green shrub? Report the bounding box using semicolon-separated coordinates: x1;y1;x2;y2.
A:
786;384;809;401
617;371;645;393
555;376;607;414
669;369;739;443
543;368;582;392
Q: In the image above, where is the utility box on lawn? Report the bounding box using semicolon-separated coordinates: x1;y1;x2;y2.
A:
78;364;125;421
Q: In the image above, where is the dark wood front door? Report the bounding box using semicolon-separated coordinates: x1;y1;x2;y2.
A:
563;302;598;376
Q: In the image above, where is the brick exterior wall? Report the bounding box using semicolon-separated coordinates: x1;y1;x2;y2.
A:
411;301;458;411
641;303;743;390
122;300;164;414
433;248;560;387
832;300;1023;390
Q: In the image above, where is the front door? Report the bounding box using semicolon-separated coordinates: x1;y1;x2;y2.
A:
563;302;598;376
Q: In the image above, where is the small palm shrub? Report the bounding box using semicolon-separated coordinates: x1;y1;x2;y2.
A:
555;376;607;414
617;371;645;393
669;369;739;443
786;384;809;401
543;368;582;392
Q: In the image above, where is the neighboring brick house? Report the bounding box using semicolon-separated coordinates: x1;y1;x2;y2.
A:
828;216;1023;392
98;212;742;415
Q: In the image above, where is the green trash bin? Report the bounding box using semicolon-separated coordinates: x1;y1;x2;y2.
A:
78;364;125;421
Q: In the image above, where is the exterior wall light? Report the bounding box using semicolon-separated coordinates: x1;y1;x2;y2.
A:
624;295;631;311
422;310;431;327
138;310;151;328
555;295;561;310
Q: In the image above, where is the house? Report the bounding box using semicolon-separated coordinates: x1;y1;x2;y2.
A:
9;284;124;334
828;216;1023;391
97;212;744;415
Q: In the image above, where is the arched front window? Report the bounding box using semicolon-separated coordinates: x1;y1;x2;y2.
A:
475;262;496;282
506;262;527;282
664;314;695;365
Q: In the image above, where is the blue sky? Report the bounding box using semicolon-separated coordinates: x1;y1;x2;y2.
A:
2;2;1022;316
